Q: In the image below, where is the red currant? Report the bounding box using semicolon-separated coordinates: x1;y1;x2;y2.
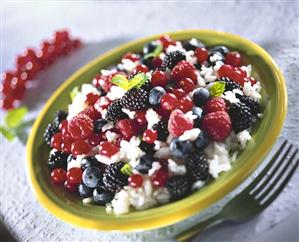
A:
51;168;67;184
217;64;234;78
171;88;187;99
160;93;178;111
51;133;63;150
64;180;78;192
159;35;176;49
151;70;168;87
59;120;68;132
67;167;83;184
195;47;209;63
151;169;168;187
133;64;149;74
61;138;72;154
99;141;119;157
179;78;195;93
71;140;91;156
177;96;193;113
135;111;147;125
143;129;158;144
128;174;144;188
0;96;16;110
225;51;241;67
151;57;163;68
122;52;140;62
86;93;100;106
87;134;103;146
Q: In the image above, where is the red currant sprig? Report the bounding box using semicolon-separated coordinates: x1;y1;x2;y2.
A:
0;30;82;110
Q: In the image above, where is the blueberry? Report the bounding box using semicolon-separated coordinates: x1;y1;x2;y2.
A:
209;45;229;56
194;131;209;150
81;156;99;170
82;166;103;188
93;186;115;205
78;183;93;198
192;107;203;128
170;138;194;160
143;41;157;55
193;88;210;107
135;154;154;174
149;87;166;106
182;38;205;51
94;119;108;133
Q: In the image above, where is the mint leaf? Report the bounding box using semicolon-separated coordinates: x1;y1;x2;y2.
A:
209;81;226;97
0;126;16;141
121;163;133;176
111;74;129;90
70;86;79;101
128;73;147;90
5;106;28;129
144;44;163;60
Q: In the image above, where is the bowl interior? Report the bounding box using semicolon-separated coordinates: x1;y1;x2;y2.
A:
27;30;287;231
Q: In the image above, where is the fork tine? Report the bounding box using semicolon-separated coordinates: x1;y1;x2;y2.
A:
261;157;299;208
244;139;288;194
250;142;292;196
256;148;298;202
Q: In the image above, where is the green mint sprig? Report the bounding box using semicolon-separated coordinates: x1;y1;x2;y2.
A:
121;163;133;176
70;86;79;101
111;73;148;90
209;81;226;97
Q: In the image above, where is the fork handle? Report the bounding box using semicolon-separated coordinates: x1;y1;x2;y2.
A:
175;213;223;242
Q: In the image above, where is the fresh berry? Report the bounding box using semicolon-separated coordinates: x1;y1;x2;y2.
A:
138;141;155;155
225;51;241;66
186;153;209;181
94;119;108;133
201;111;232;141
166;175;190;200
170;138;194;160
218;77;242;92
86;93;100;106
162;50;186;70
50;133;63;150
121;87;149;111
129;174;144;188
151;169;168;187
171;60;197;82
168;109;193;137
43;123;59;146
236;94;261;116
143;129;158;144
99;141;119;157
71;140;91;156
50;168;67;184
195;47;209;63
133;64;149;74
79;106;101;121
48;150;68;171
179;77;195;93
88;134;104;146
67;167;83;184
149;86;166;106
160;93;178;111
152;120;169;141
177;96;193;113
192;107;203;128
217;64;234;78
78;183;93;198
203;97;227;114
209;45;229;56
182;38;204;51
194;130;209;150
64;180;78;192
68;114;94;140
102;162;128;192
81;156;99;170
117;119;138;139
151;70;168;87
93;186;115;205
171;88;186;99
61;138;72;154
159;35;176;49
192;88;210;107
134;111;147;125
229;102;254;133
106;99;128;122
122;52;140;62
135;154;154;174
53;110;68;128
82;166;103;188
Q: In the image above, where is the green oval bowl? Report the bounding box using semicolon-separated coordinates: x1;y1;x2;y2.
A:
26;30;287;232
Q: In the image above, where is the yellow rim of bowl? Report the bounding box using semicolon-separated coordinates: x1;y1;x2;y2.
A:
26;30;287;232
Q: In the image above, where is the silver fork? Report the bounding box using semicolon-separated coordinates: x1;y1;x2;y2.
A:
175;139;299;242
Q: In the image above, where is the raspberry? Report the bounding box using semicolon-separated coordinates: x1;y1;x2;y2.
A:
99;141;119;157
203;97;227;114
171;60;197;83
79;106;101;121
68;114;94;140
168;109;193;137
116;119;138;139
201;111;232;141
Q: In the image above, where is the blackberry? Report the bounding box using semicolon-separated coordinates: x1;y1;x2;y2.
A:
106;99;128;122
166;175;190;200
236;94;261;116
218;77;242;92
53;110;68;128
43;123;59;146
153;120;169;141
139;141;155;155
48;150;68;171
121;87;150;111
102;162;129;192
229;102;254;133
162;51;186;70
186;153;209;181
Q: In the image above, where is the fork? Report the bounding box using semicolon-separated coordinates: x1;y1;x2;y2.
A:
175;139;299;242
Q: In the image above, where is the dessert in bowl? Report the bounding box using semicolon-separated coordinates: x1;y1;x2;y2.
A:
27;30;287;231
